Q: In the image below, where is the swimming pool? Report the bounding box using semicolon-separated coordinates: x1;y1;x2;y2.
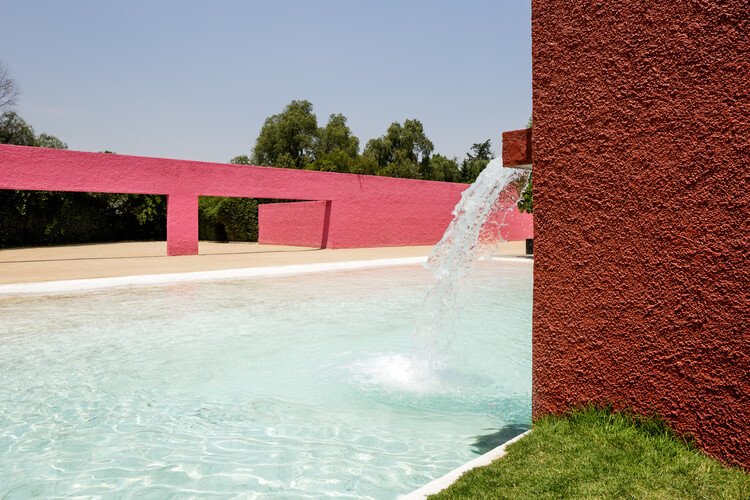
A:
0;260;532;497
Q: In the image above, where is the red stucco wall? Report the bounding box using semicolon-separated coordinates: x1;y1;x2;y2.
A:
532;1;749;468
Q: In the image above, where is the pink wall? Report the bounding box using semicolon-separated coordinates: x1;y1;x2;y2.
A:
258;201;331;248
0;144;533;254
481;198;534;243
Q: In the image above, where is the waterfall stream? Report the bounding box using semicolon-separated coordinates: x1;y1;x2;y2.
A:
415;158;529;368
354;157;529;392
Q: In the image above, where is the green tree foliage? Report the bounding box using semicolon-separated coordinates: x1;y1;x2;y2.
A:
199;197;259;242
0;111;37;146
306;113;360;173
363;119;434;179
315;113;359;159
230;155;251;165
0;111;68;149
37;133;68;150
429;154;462;182
241;101;471;182
252;100;318;168
460;139;495;183
517;175;533;213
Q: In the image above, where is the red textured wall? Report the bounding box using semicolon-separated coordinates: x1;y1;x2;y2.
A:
258;201;330;248
502;129;532;167
532;1;749;468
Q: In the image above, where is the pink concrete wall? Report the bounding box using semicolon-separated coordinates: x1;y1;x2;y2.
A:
481;194;534;243
0;144;534;254
258;201;331;248
167;195;199;255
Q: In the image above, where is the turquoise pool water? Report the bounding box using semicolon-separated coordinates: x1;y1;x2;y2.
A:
0;260;532;498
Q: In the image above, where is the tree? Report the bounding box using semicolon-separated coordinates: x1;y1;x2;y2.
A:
0;112;68;150
517;175;533;213
199;196;259;242
37;133;68;150
252;100;318;168
0;61;20;112
230;155;251;165
0;111;36;146
429;154;461;182
363;119;434;179
242;102;471;183
461;139;494;183
305;114;361;173
307;149;357;173
315;113;359;159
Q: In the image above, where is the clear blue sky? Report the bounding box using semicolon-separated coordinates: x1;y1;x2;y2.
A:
2;0;531;163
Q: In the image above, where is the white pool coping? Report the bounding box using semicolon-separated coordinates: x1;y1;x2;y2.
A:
0;255;532;296
0;256;428;296
400;430;532;499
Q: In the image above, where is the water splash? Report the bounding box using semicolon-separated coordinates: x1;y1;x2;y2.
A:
413;158;528;368
353;158;528;392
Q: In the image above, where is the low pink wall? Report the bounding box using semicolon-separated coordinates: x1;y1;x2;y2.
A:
481;195;534;243
0;144;533;254
261;190;531;248
258;201;330;248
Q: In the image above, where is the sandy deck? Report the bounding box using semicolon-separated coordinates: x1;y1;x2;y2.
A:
0;241;528;285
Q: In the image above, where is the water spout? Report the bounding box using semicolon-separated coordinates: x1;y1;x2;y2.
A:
413;158;529;368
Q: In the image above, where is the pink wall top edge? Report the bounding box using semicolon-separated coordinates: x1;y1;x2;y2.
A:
0;144;468;201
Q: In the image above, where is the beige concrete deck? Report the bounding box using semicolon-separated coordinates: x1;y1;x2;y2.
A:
0;240;527;285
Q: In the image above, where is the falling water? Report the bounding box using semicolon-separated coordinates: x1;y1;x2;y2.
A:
356;158;529;392
413;158;529;368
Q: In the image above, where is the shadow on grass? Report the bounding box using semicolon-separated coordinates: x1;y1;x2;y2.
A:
470;423;531;455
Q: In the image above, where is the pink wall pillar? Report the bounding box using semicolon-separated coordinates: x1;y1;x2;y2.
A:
167;194;199;256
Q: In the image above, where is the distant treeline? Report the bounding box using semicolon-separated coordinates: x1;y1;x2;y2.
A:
229;100;497;184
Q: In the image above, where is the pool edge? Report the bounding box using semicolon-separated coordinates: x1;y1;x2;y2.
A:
400;430;532;499
0;256;429;296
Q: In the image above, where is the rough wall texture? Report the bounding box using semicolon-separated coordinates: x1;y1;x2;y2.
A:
258;201;330;248
532;1;749;468
502;129;532;167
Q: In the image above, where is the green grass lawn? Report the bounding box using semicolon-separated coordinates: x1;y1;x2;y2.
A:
430;408;750;499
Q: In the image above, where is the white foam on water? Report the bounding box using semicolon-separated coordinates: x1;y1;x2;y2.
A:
353;159;529;393
350;354;447;394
